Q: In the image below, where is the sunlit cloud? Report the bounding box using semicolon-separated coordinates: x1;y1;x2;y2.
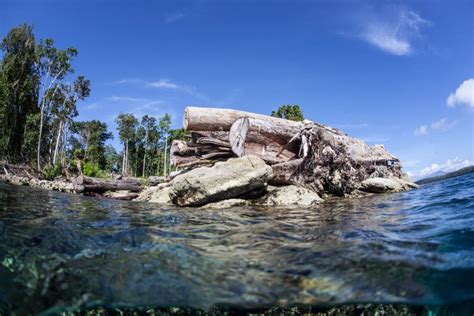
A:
447;78;474;109
356;7;429;56
413;158;472;179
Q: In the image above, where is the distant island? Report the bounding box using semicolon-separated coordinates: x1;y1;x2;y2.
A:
416;166;474;185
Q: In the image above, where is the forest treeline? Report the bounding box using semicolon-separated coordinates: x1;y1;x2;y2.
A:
0;24;187;179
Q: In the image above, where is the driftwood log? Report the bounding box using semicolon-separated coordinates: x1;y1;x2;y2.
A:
73;175;144;194
172;106;404;195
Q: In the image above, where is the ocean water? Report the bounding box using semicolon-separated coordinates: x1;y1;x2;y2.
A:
0;173;473;315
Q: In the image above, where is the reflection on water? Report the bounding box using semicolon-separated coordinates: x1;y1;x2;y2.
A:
0;173;474;315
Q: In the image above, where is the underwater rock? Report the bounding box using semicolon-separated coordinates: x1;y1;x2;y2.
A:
200;198;250;209
360;177;418;193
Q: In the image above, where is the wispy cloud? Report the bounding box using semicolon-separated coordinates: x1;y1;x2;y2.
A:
430;118;458;131
111;77;209;102
147;79;180;89
447;78;474;109
357;7;429;56
414;125;428;136
107;96;149;103
164;11;185;24
414;118;457;136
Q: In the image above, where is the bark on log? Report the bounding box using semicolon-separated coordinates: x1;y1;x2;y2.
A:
73;175;144;193
184;107;304;133
229;117;299;164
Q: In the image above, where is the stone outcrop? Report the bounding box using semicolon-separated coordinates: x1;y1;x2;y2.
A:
360;177;418;193
259;185;323;206
169;156;272;206
136;183;173;204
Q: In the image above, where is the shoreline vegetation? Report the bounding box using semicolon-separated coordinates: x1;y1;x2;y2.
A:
0;24;420;207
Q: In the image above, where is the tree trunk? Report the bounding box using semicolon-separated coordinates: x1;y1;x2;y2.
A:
163;138;168;177
183;106;303;133
52;120;63;166
73;175;144;194
142;128;148;177
36;101;46;170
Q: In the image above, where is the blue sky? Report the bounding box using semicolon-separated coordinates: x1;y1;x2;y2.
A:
2;0;473;178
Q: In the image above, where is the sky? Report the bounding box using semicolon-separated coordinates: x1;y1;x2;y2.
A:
2;0;473;179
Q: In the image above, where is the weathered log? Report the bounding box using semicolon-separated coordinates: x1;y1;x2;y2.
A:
229;117;299;164
184;107;304;133
73;175;144;193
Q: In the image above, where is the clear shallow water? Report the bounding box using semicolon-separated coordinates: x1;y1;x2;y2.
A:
0;173;473;315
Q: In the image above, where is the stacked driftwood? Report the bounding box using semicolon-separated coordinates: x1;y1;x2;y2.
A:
171;107;403;195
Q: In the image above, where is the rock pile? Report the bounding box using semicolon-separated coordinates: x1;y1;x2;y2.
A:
136;107;418;208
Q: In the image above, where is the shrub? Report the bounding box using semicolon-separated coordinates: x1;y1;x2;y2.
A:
82;162;109;178
82;162;100;177
43;164;64;180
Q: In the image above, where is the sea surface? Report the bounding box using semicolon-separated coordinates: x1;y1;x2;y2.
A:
0;173;473;315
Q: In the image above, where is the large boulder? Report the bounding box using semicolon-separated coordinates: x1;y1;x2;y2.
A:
360;177;418;193
259;185;323;206
169;156;273;206
135;183;173;204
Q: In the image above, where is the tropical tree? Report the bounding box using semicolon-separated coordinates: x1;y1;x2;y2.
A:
0;24;39;162
35;38;78;170
271;105;304;122
51;76;90;165
115;113;138;175
69;120;113;168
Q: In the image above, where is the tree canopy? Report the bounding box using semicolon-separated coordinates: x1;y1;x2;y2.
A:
271;105;304;122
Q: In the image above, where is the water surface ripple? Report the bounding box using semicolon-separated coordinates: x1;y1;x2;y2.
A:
0;173;473;314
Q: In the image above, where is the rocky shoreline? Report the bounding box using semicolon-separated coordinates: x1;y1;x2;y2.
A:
1;155;418;209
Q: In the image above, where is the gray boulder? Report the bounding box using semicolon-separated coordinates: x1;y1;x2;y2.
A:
360;177;418;193
135;183;173;204
169;156;273;206
259;185;323;206
148;176;167;186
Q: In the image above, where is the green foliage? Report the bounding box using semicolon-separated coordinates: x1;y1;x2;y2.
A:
0;24;39;162
82;162;102;178
271;105;304;122
43;163;63;180
69;120;113;168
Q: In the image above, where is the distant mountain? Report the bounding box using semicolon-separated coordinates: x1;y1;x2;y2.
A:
426;170;447;178
416;165;474;185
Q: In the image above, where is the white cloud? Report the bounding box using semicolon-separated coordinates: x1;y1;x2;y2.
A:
359;8;429;56
430;118;457;131
164;12;185;24
107;96;149;103
414;118;457;136
147;79;180;89
447;78;474;109
414;158;472;179
414;125;428;136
